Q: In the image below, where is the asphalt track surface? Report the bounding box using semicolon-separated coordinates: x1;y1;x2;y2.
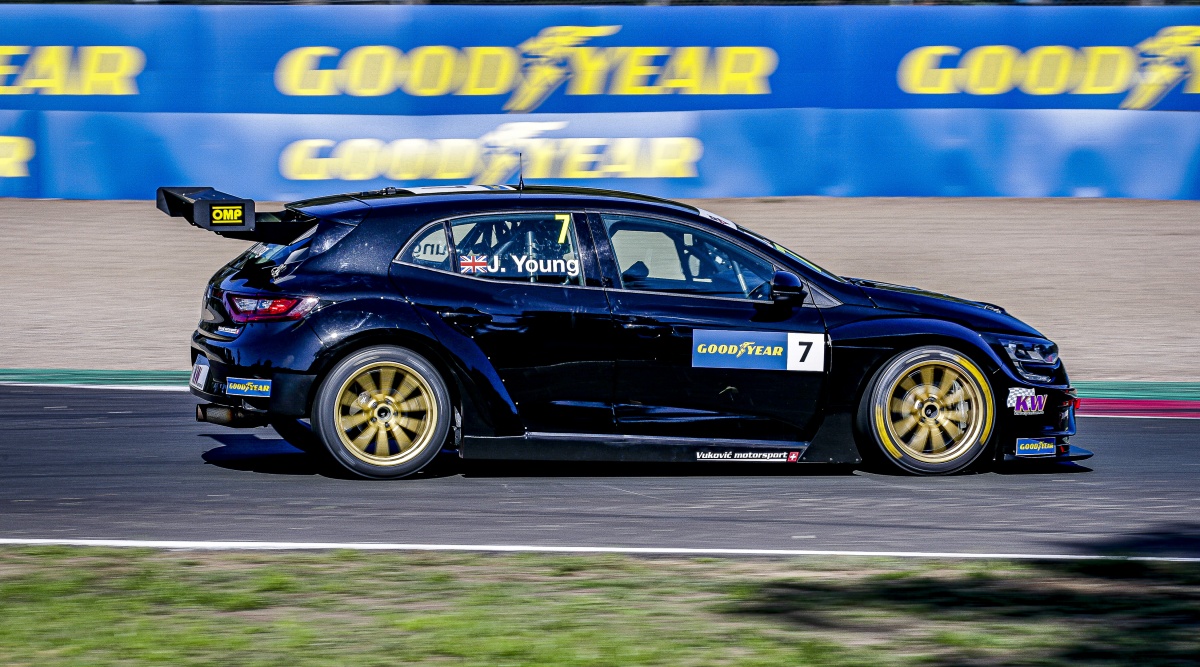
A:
2;385;1199;559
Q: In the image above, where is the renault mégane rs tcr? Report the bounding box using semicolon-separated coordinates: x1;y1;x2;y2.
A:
159;184;1091;479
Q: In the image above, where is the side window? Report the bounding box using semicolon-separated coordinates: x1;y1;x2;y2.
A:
397;223;452;271
449;212;583;286
602;214;775;300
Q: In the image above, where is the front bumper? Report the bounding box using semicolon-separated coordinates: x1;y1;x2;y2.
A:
994;383;1092;462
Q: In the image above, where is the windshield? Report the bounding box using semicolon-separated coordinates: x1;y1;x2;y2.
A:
737;226;845;283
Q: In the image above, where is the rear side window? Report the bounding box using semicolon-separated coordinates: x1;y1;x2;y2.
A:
398;223;452;271
452;213;583;286
398;211;584;286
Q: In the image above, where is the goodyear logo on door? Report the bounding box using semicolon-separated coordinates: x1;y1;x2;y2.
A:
692;330;825;373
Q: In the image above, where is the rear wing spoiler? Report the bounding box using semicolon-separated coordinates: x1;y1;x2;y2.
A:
156;186;296;243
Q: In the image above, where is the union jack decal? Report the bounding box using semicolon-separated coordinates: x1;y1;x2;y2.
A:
460;254;489;274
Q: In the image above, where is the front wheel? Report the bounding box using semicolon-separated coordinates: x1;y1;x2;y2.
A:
311;345;452;480
857;346;996;475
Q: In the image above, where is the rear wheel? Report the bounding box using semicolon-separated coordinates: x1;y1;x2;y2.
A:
311;346;451;480
858;346;995;475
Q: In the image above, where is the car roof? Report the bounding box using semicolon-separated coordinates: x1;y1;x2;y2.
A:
287;184;702;219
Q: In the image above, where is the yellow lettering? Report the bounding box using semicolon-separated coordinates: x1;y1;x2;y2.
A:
77;46;144;95
523;138;563;178
566;47;615;95
383;139;430;180
648;137;703;178
275;47;341;96
957;45;1019;95
714;47;777;94
897;46;961;94
560;138;607;178
279;139;336;180
772;346;783;355
659;46;709;95
0;136;34;177
1073;46;1136;94
602;138;642;177
0;46;30;94
430;139;478;179
340;46;402;97
1018;45;1079;96
333;138;385;180
15;46;71;95
404;46;459;97
457;47;518;96
610;46;668;95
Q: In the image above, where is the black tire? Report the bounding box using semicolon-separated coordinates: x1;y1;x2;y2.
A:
311;345;452;480
269;417;320;453
856;346;996;476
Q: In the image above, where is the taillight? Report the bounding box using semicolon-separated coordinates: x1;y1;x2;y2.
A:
224;293;319;323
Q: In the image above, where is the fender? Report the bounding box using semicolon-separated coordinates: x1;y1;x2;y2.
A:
304;295;522;438
825;313;1014;410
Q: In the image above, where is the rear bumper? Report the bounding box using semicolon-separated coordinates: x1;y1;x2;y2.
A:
189;322;322;418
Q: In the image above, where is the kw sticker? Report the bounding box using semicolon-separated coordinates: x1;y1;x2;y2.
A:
226;377;271;397
1007;387;1047;416
692;330;825;373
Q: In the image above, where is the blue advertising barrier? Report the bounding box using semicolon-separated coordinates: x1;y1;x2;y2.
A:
1;5;1199;200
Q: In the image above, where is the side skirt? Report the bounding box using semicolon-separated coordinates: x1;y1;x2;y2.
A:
462;432;820;464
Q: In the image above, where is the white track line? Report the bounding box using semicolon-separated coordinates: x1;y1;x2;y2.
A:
0;538;1197;562
0;382;188;392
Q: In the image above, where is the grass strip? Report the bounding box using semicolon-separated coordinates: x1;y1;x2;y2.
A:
0;547;1197;666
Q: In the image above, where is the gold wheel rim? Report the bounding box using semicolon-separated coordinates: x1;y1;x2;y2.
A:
883;359;986;464
333;361;438;467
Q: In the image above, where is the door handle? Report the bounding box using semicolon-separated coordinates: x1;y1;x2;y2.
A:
438;309;492;326
621;321;672;337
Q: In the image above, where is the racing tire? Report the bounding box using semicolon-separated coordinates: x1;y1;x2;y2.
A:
269;417;320;453
857;346;996;476
311;345;452;480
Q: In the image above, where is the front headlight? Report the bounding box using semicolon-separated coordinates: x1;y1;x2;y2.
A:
987;336;1061;383
999;339;1059;365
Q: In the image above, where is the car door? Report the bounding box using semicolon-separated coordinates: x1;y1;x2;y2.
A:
391;210;616;434
590;211;828;443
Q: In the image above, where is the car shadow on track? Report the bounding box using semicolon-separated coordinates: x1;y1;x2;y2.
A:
725;524;1200;665
199;433;325;476
197;433;1092;480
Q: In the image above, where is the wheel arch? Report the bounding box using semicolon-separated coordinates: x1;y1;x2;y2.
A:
829;316;1008;410
303;301;522;441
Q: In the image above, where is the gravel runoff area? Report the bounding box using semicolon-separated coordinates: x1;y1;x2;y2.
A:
1;197;1196;381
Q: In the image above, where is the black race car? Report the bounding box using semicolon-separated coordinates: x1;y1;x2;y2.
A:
160;184;1091;479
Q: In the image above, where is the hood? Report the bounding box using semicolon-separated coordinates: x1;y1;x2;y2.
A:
848;278;1043;337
